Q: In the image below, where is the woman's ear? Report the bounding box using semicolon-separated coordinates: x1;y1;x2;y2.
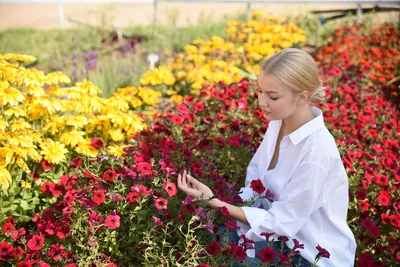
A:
298;91;309;104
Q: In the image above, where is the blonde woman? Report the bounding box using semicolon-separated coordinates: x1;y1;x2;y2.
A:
178;48;357;266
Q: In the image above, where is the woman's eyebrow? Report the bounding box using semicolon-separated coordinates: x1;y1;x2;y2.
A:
257;82;279;94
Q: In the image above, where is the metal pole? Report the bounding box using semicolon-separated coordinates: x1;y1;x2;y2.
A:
58;0;65;29
247;2;252;21
356;4;362;24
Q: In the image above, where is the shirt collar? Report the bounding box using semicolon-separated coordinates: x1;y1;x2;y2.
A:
276;106;325;146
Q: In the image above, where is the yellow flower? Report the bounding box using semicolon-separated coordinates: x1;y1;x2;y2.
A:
65;115;88;129
107;144;126;159
169;95;183;103
20;180;31;189
108;128;125;142
0;86;25;107
130;97;143;108
0;53;37;63
4;107;26;118
45;71;71;85
76;79;102;95
0;116;9;131
75;139;98;158
43;116;65;135
60;130;86;147
10;118;31;132
0;167;12;190
40;138;68;164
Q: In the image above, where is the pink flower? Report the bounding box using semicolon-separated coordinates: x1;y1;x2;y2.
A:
105;215;120;230
27;234;44;251
163;181;177;197
154;197;168;210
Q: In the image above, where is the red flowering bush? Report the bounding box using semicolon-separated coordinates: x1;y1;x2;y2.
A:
0;22;399;266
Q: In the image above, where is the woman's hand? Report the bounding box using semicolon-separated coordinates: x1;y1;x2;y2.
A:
177;170;214;201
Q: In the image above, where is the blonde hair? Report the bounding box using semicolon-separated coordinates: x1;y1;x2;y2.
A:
260;48;325;105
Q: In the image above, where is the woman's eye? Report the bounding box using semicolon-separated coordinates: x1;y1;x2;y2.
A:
270;97;278;101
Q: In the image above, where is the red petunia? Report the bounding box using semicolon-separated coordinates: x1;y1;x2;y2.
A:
205;241;220;256
0;241;13;260
278;254;290;266
105;215;120;230
227;136;241;148
259;247;276;263
90;138;104;149
194;102;204;112
93;190;106;205
377;192;390;206
152;216;164;228
16;261;32;267
47;244;64;261
250;179;266;194
154;197;168;210
225;220;240;231
213;137;225;146
231;244;247;261
69;157;83;169
220;206;230;218
316;245;330;259
2;221;14;235
41;160;52;171
131;184;149;196
27;234;44;251
62;206;74;216
56;225;71;239
137;162;153;176
126;192;141;204
163;181;177;197
103;169;117;182
197;264;211;267
11;246;24;259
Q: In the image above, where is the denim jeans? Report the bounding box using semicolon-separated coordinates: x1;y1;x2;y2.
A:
217;226;311;267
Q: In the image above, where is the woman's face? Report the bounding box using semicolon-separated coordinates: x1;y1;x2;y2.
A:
257;72;299;121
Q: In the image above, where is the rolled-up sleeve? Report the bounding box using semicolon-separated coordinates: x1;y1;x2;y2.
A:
240;162;329;239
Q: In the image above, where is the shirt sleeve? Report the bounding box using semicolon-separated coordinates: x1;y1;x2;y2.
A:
240;161;329;239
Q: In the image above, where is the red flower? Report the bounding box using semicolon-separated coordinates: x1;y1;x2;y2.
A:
220;206;230;218
105;215;120;230
205;241;220;256
11;246;23;259
231;244;247;261
375;174;388;186
227;135;241;148
216;113;227;121
213;137;225;146
69;157;83;169
259;247;276;263
260;232;276;242
90;138;104;149
137;162;153;176
62;206;74;216
0;241;13;259
163;181;177;197
131;184;149;196
126;192;141;204
194;102;204;112
27;234;44;251
197;264;211;267
17;261;32;267
93;190;106;205
106;264;117;267
225;220;240;231
171;115;184;125
2;221;14;235
47;244;64;261
103;169;117;182
41;160;52;171
316;245;330;259
154;197;168;210
250;179;265;194
355;189;367;200
56;225;71;239
278;254;290;266
377;192;390;206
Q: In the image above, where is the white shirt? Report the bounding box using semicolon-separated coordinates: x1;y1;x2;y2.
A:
236;106;356;267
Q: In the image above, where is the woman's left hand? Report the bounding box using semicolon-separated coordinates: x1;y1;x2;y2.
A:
177;170;214;201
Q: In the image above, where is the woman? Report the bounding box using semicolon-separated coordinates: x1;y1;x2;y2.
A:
178;48;357;266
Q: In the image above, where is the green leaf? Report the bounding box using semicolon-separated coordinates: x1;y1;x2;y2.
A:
20;200;31;210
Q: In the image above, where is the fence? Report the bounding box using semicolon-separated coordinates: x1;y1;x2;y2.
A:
1;0;399;29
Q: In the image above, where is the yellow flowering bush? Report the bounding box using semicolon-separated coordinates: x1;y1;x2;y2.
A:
140;11;306;101
0;54;161;190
